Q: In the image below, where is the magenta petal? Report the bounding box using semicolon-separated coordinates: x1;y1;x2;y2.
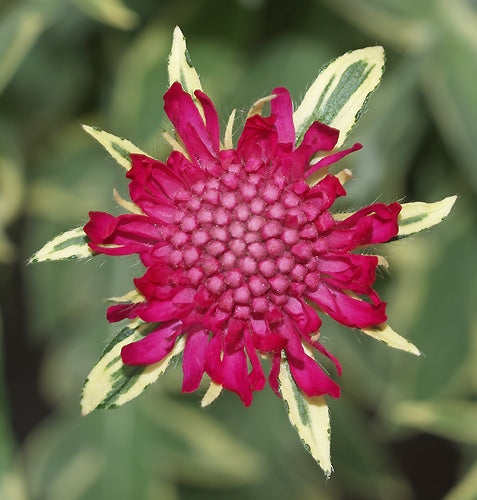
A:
244;330;266;391
287;351;341;398
121;321;183;365
307;283;387;328
221;347;253;406
182;327;209;392
306;142;362;177
271;87;295;145
163;82;219;169
195;90;220;152
84;212;118;242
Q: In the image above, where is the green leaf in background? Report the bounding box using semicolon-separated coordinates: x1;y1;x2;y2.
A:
0;2;55;95
82;125;148;171
279;357;332;477
168;26;203;95
293;46;385;148
71;0;139;30
391;400;477;444
444;459;477;500
81;321;185;415
28;226;92;263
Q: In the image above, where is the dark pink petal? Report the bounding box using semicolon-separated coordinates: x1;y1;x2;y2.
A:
307;283;387;328
306;143;362;177
84;211;117;242
121;320;183;365
298;121;339;155
244;329;266;391
306;175;346;211
271;87;295;145
268;353;281;397
163;82;219;171
237;114;278;167
287;349;341;398
328;202;401;250
106;303;141;322
204;332;223;384
221;346;253;406
182;326;209;392
195;89;220;152
317;254;378;294
135;299;193;323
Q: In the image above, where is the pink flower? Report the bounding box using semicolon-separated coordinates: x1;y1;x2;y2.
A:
84;82;401;406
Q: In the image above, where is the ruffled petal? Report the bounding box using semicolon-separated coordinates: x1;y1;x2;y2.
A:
221;346;253;406
121;320;183;365
163;82;219;172
307;283;387;328
182;326;209;392
306;143;362;177
271;87;295;145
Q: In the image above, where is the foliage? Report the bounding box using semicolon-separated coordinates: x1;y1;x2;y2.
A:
1;0;476;499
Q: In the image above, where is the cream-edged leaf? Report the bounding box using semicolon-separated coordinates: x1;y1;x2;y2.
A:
29;226;92;263
293;46;385;147
168;26;202;94
361;323;420;355
82;125;148;170
396;196;457;239
279;359;332;476
81;321;185;415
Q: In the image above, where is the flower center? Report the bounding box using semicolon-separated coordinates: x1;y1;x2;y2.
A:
168;168;330;319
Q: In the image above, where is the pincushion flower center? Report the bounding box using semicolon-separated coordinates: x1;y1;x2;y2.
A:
167;164;326;320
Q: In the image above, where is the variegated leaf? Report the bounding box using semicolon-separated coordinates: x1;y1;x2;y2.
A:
29;226;92;263
293;46;385;147
82;125;148;170
396;196;457;239
168;26;202;94
81;321;185;415
361;323;420;355
279;359;332;476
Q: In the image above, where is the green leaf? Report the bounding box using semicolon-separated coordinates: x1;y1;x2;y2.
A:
391;400;477;444
396;196;457;239
293;46;385;147
0;3;52;94
82;125;148;170
361;323;420;355
81;321;185;415
71;0;138;30
167;26;202;94
444;459;477;500
29;226;92;263
279;358;332;476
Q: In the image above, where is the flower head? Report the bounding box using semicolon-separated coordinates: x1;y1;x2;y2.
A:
84;82;400;406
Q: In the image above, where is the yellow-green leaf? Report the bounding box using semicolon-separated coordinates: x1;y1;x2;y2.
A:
168;26;202;94
82;125;148;170
361;323;420;355
71;0;138;30
81;321;185;415
396;196;457;239
29;226;92;263
293;46;385;147
279;359;332;476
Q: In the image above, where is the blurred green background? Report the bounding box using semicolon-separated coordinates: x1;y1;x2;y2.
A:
1;0;476;499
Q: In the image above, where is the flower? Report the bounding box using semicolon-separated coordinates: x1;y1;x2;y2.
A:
84;82;401;406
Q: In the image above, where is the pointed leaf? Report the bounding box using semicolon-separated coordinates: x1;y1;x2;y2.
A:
293;46;385;147
396;196;457;239
361;323;420;355
82;125;148;170
81;321;185;415
29;226;92;263
279;359;332;476
167;26;202;94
